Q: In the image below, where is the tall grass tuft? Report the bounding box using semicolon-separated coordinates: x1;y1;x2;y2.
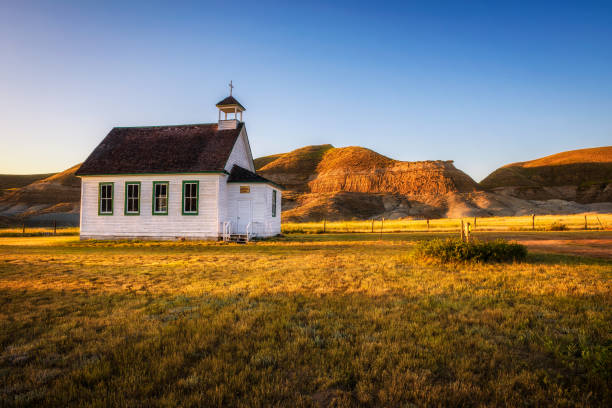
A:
547;222;569;231
412;238;527;263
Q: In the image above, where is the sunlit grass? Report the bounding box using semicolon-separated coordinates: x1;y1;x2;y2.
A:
0;234;610;406
0;227;79;237
282;213;612;234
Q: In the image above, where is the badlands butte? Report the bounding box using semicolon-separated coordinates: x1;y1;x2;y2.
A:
1;145;611;225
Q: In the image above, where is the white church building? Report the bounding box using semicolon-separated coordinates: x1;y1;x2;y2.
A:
76;89;282;240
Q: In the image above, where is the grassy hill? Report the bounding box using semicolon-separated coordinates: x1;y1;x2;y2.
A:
252;153;284;171
481;146;612;189
0;173;54;196
256;144;334;191
0;164;81;225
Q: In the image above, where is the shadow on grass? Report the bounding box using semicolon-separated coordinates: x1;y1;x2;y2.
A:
526;252;612;266
0;286;610;407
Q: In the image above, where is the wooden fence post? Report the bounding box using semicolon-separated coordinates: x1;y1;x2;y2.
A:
532;214;535;230
596;216;604;229
466;222;471;242
53;220;57;236
474;216;477;228
584;215;587;230
22;223;25;235
460;219;465;242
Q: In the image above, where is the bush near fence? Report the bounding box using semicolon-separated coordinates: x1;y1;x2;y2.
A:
412;238;528;263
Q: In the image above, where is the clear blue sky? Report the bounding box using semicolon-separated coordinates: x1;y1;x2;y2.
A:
1;1;611;181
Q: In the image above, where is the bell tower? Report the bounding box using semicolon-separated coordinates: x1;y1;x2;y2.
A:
216;80;245;130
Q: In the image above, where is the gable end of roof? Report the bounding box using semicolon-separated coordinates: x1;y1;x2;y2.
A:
227;165;284;189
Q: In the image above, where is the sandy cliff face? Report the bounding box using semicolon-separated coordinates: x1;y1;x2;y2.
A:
310;159;479;198
259;145;479;196
257;145;481;221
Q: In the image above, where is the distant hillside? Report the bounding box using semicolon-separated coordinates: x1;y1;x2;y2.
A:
0;173;54;196
253;153;284;171
481;146;612;202
257;144;334;191
2;145;611;226
0;164;81;225
256;145;612;221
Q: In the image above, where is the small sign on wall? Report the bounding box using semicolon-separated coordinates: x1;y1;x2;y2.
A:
240;186;250;194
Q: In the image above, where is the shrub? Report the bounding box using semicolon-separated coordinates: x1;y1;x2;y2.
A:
547;222;569;231
412;238;527;263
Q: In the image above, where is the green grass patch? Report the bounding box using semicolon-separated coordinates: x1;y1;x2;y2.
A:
412;238;528;263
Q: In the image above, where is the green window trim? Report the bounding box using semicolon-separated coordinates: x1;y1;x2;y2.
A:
124;181;141;216
98;182;114;215
182;180;199;215
152;181;169;215
272;189;277;217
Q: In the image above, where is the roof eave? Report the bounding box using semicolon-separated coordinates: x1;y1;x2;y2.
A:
76;170;230;177
216;103;246;111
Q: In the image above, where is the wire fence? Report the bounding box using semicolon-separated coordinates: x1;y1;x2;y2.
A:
281;213;612;234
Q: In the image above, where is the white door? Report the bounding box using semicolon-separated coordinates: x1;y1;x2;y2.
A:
237;200;251;234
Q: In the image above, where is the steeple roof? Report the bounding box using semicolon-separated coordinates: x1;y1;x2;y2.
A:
216;96;245;111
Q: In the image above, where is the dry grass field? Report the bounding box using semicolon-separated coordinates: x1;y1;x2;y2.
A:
282;213;612;234
0;231;611;407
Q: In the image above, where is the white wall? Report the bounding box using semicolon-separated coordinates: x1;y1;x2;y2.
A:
224;128;255;172
224;183;281;237
80;174;223;239
217;174;228;233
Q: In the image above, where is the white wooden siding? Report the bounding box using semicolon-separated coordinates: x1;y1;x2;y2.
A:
224;183;281;237
218;119;239;130
80;174;223;239
217;174;228;233
224;128;255;172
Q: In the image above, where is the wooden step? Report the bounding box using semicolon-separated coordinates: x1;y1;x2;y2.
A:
225;234;250;244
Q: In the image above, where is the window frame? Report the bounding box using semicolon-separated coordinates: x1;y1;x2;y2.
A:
181;180;199;215
98;182;114;216
124;181;141;216
152;181;169;216
272;189;277;217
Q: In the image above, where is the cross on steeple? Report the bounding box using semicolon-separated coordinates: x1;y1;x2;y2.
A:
216;83;245;128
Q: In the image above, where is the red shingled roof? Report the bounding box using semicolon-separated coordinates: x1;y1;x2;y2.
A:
76;123;244;176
